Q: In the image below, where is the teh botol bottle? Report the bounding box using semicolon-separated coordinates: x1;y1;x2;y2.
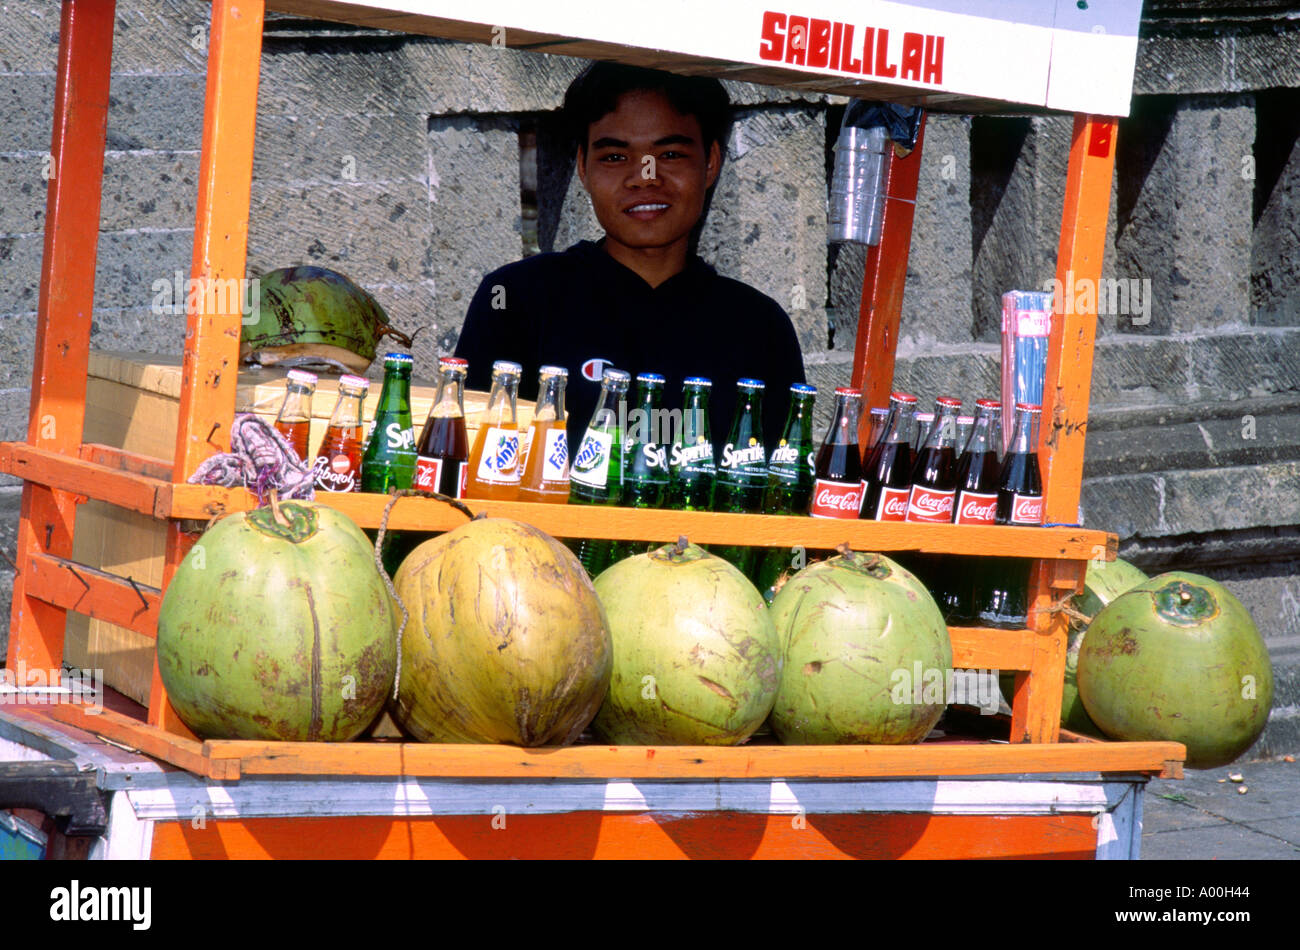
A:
273;369;316;461
312;375;370;493
978;402;1044;628
414;356;470;498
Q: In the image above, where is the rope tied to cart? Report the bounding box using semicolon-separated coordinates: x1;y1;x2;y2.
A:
375;489;478;701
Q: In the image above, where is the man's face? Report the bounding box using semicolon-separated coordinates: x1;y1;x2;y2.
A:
576;90;721;262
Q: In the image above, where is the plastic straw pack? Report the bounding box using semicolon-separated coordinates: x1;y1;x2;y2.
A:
1000;291;1052;453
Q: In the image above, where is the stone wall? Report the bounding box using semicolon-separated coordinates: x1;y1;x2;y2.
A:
1;0;1297;754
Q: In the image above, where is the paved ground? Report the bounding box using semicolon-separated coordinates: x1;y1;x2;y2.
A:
1141;756;1300;859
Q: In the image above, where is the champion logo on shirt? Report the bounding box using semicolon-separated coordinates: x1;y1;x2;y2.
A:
581;357;613;382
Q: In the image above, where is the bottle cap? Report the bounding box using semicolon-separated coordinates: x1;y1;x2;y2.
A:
439;356;469;368
492;360;523;376
737;378;765;390
383;352;414;364
833;386;862;397
1014;402;1043;413
286;369;317;386
791;383;818;395
935;396;962;408
890;391;918;404
539;365;569;377
683;376;713;388
975;398;1001;409
339;374;370;391
636;372;666;384
601;368;632;383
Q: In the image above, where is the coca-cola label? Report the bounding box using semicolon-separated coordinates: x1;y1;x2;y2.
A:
874;486;910;521
905;485;955;523
810;478;863;519
542;429;569;482
571;430;613;488
476;427;520;484
954;490;998;525
313;454;358;493
458;462;468;498
1010;493;1044;525
415;455;442;492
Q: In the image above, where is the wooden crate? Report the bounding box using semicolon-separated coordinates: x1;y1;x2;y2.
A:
64;350;527;704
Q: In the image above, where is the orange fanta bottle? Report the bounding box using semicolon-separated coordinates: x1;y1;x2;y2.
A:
465;360;522;501
519;365;570;504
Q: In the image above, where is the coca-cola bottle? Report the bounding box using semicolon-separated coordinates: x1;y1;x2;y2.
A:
978;402;1044;628
414;356;470;498
905;396;961;524
945;399;1002;624
808;386;863;519
861;391;917;521
865;407;888;451
312;375;369;493
912;411;935;453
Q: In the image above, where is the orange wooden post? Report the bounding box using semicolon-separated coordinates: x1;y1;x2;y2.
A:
5;0;116;681
851;115;926;426
1009;114;1118;743
149;0;267;731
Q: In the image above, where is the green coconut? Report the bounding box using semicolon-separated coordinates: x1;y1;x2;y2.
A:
591;540;781;745
1077;571;1273;769
157;500;396;741
391;518;611;746
770;551;952;744
242;265;412;373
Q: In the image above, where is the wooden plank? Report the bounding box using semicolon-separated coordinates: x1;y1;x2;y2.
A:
148;811;1099;860
202;739;1185;780
41;704;238;781
949;627;1035;671
1;444;168;518
161;483;1115;557
1040;114;1117;523
852;117;927;421
23;553;160;638
6;0;117;680
154;0;267;736
79;443;173;482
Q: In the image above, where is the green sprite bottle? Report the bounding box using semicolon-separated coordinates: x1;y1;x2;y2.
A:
568;367;630;576
360;352;417;575
666;377;716;511
754;382;818;601
711;378;767;575
609;372;669;564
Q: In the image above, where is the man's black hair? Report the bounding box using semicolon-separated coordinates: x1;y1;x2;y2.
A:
562;63;732;256
563;62;732;157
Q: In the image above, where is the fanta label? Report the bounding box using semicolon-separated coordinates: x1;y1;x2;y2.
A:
1009;493;1043;525
477;427;520;484
954;490;998;525
571;431;613;488
905;485;955;523
810;478;863;519
875;486;910;521
542;429;569;482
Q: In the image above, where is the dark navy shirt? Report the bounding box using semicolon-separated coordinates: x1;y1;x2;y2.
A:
453;239;807;452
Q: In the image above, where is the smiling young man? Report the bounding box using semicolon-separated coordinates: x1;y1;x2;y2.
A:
454;63;806;447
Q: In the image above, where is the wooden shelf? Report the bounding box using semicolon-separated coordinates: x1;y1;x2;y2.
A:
34;703;1183;783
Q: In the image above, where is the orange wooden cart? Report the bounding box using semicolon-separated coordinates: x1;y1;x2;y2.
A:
0;0;1182;859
